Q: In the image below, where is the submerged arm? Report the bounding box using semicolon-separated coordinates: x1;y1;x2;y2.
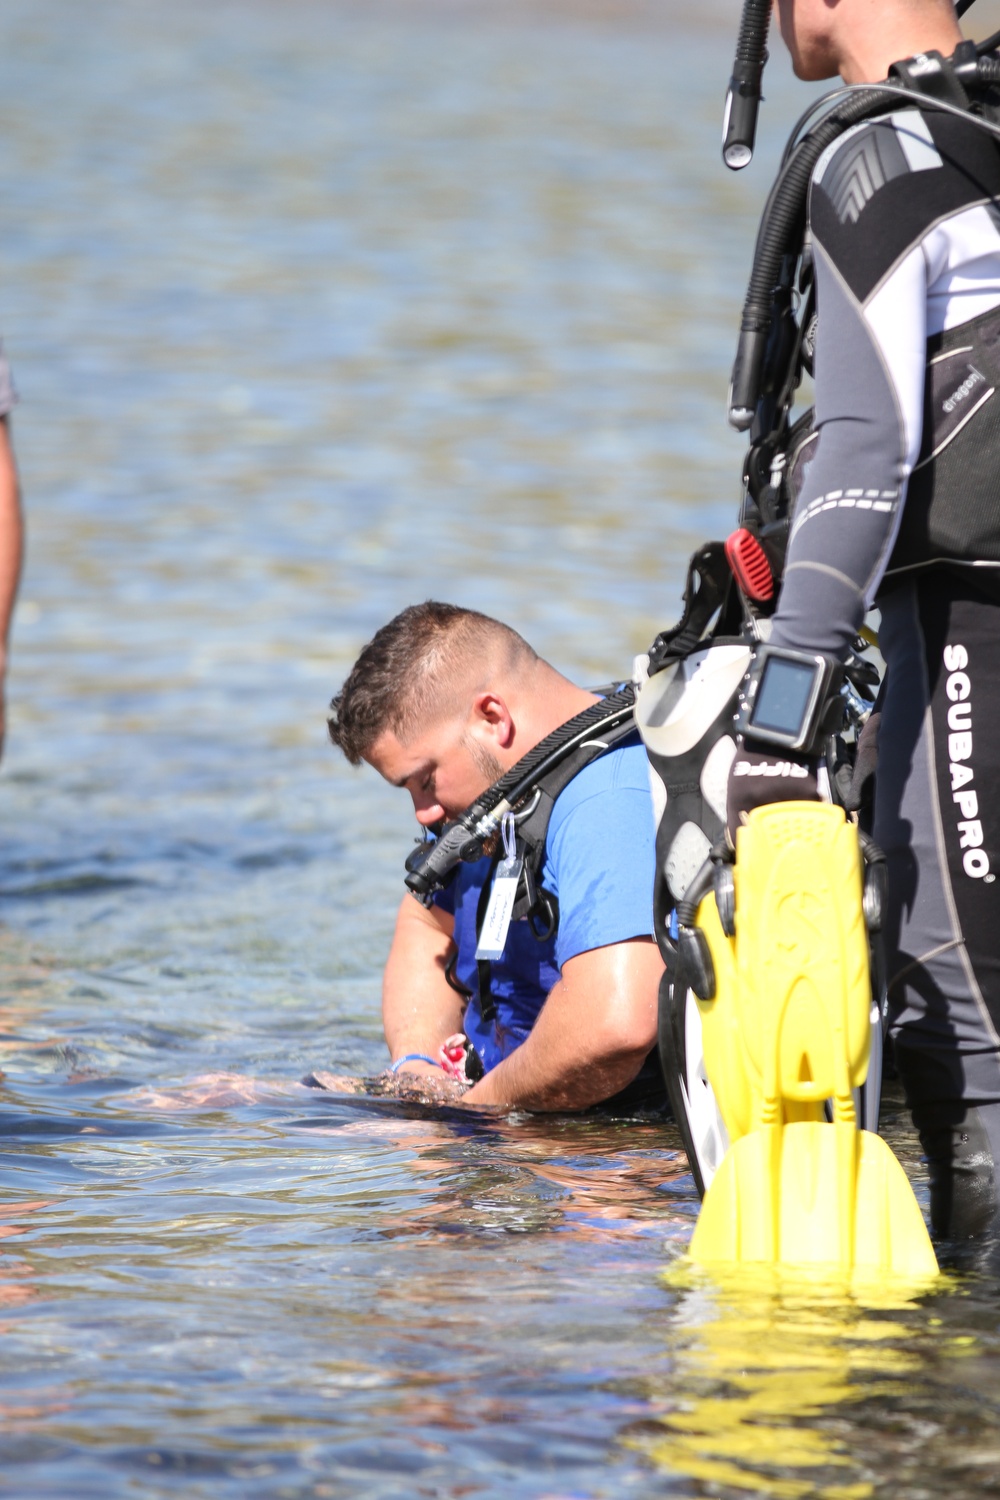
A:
382;894;465;1076
462;936;662;1111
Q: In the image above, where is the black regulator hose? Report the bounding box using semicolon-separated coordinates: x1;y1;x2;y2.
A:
730;31;1000;432
728;86;902;430
976;55;1000;81
723;0;772;170
403;686;636;899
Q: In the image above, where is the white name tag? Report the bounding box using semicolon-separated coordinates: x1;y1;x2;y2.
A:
475;854;523;961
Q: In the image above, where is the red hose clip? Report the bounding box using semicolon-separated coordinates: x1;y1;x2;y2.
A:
725;527;774;603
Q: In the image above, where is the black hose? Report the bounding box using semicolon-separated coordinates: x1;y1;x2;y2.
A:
675;858;716;929
725;32;1000;422
486;686;635;811
734;59;1000;414
403;687;636;897
728;59;1000;430
729;87;893;428
781;74;1000;165
723;0;771;170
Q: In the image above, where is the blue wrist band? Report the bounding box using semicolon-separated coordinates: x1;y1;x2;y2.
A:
389;1053;442;1074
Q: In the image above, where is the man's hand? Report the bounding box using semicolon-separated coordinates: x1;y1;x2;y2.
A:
462;936;662;1112
726;738;819;843
382;1067;470;1105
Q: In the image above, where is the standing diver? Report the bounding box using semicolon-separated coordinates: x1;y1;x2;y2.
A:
719;0;1000;1247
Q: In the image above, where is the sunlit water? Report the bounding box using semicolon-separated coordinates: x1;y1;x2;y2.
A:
2;1;1000;1495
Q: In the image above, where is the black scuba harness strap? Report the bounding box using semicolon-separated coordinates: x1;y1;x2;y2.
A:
474;861;501;1025
646;542;740;676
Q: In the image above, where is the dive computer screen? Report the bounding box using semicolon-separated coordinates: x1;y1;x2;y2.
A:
750;654;818;738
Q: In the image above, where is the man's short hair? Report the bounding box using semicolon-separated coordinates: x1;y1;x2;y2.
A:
328;601;536;765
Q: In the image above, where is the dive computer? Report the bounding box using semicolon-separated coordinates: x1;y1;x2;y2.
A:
734;644;844;756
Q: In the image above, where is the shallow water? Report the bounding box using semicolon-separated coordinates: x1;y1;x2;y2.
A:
3;0;1000;1495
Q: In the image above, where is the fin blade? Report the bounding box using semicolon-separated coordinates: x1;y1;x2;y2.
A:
691;1122;937;1275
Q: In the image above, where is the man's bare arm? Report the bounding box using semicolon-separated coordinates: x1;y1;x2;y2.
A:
0;419;22;756
382;894;466;1076
462;937;662;1111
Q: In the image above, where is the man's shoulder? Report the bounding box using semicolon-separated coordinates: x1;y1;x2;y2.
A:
543;733;654;959
810;106;1000;301
813;107;999;208
547;735;650;843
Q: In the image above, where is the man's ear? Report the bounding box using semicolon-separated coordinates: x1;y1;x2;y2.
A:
469;691;515;750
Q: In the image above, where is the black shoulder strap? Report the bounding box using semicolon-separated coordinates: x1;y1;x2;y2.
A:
473;712;639;952
474;853;501;1024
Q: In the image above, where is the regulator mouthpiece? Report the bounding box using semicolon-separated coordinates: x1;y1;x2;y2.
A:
404;820;480;900
723;0;772;170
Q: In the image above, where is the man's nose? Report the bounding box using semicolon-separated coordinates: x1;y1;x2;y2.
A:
414;800;446;828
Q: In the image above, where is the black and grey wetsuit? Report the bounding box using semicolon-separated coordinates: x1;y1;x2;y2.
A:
772;106;1000;1241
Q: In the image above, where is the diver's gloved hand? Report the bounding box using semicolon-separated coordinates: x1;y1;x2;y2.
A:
726;737;820;845
843;709;880;815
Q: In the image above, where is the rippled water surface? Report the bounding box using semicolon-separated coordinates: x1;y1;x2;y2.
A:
4;1;1000;1496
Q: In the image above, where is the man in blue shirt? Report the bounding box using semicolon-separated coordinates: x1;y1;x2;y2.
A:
328;601;664;1112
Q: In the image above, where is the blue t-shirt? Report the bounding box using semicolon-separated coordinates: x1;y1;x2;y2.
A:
432;737;655;1073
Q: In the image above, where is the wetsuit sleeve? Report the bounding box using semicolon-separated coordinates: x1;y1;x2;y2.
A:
770;119;928;661
544;751;655;970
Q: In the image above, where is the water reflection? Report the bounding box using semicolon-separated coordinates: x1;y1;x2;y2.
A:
0;1199;48;1314
127;1072;693;1243
632;1268;958;1499
357;1112;694;1245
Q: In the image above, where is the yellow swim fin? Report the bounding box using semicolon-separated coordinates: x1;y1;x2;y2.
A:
688;801;937;1279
